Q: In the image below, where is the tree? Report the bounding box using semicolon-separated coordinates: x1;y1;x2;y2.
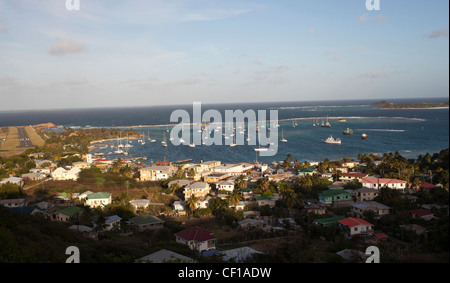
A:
170;183;179;195
188;168;196;179
186;195;198;218
235;175;247;190
228;189;242;209
176;167;184;179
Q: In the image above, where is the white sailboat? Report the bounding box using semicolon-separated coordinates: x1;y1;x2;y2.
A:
230;129;237;147
161;133;168;147
280;128;287;143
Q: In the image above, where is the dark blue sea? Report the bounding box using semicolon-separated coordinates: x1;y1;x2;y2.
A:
0;98;448;164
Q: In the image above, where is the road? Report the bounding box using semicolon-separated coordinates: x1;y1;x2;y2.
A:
17;126;35;148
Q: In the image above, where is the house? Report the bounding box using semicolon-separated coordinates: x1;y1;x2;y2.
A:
303;203;327;215
72;161;91;169
220;247;264;263
128;215;164;232
196;196;212;209
229;201;249;211
361;177;407;190
139;166;174;181
184;182;211;200
0;198;26;208
78;191;93;200
129;199;150;210
51;167;81;181
255;195;276;208
173;201;186;216
313;216;346;227
419;183;439;190
167;179;192;189
21;172;46;181
351;201;390;219
400;224;427;235
0;177;24;187
175;226;217;253
409;209;435;220
216;180;235;192
318;189;352;204
298;168;317;176
338;217;374;238
103;215;122;231
339;173;369;183
52;206;83;222
198;161;221;171
240;188;253;200
203;173;230;183
85;192;112;208
137;249;196;263
354;187;379;202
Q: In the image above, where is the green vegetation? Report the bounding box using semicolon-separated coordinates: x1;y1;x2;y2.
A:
372;100;449;109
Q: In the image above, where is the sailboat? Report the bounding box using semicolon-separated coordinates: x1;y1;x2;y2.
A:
254;133;268;152
148;131;156;142
161;133;168;147
322;116;331;128
280;128;287;143
230;129;237;147
313;117;316;127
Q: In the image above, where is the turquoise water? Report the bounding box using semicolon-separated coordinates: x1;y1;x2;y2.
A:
1;98;447;164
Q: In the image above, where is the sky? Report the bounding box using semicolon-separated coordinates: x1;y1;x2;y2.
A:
0;0;448;111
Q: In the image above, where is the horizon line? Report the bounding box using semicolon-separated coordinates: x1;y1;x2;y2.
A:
0;96;448;113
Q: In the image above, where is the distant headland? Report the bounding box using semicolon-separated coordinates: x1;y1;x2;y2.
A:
372;100;449;109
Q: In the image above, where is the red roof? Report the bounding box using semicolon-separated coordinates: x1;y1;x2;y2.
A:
338;217;373;227
420;183;438;190
374;233;389;239
175;226;216;242
362;177;407;184
156;161;171;166
341;173;368;178
409;209;433;217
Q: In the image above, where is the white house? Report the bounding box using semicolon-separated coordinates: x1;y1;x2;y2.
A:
139;166;174;181
184;182;211;199
338;217;374;238
129;199;150;210
361;177;407;190
0;177;24;187
175;226;216;253
51;167;81;181
351;201;390;219
216;180;235;192
85;192;112;208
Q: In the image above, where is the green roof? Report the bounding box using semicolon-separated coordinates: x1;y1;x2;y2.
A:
241;188;252;193
314;216;346;226
86;192;112;200
58;206;83;217
255;195;275;201
129;215;164;225
319;190;351;197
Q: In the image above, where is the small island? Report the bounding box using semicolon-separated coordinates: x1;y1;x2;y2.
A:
372;100;449;109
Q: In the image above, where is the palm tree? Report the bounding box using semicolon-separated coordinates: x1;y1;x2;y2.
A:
176;167;184;179
170;183;180;195
228;189;242;210
188;168;196;179
186;195;198;218
257;178;270;195
111;159;122;174
236;175;247;190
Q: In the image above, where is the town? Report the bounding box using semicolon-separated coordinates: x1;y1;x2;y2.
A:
0;126;448;263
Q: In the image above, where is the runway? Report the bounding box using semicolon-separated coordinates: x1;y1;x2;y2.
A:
17;126;35;148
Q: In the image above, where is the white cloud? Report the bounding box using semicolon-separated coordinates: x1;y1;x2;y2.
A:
49;40;86;56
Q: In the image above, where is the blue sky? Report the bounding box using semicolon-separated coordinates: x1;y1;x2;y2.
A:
0;0;448;110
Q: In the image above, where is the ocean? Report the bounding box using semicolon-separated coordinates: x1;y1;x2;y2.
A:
0;98;448;164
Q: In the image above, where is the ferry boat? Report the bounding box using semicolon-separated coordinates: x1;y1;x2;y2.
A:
343;128;353;135
322;136;342;144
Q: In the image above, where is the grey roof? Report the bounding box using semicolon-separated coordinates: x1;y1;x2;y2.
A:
137;249;196;263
